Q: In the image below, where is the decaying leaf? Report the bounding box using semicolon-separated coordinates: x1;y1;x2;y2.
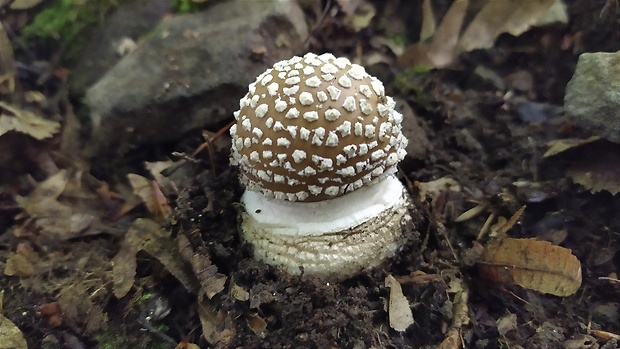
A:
9;0;44;9
127;174;172;220
436;278;470;349
144;160;179;195
0;101;60;140
477;238;582;296
496;313;518;336
0;293;28;349
112;218;198;298
419;0;436;41
0;22;16;94
399;0;468;68
191;253;227;299
198;299;236;346
229;279;250;301
415;177;461;203
458;0;557;52
543;136;600;158
57;283;108;334
4;242;41;277
567;148;620;195
399;0;566;69
385;274;414;332
15;170;104;240
246;313;267;336
336;0;376;32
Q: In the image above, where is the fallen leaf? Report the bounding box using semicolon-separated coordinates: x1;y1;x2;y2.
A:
385;274;414;332
337;0;376;32
567;148;620;195
246;313;267;336
4;242;40;277
477;238;582;296
0;311;28;349
197;299;236;346
543;136;600;158
436;279;470;349
15;170;101;239
229;279;250;301
112;218;198;298
0;101;60;140
9;0;44;9
57;284;108;334
400;0;564;69
458;0;556;52
536;0;569;26
191;253;227;299
0;22;16;94
419;0;436;41
415;177;461;203
399;0;468;68
127;174;172;220
145;160;179;195
496;313;518;336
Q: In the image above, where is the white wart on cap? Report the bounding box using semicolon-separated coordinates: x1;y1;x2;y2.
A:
230;52;408;202
230;53;413;279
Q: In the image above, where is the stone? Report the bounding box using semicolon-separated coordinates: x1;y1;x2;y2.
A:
70;0;171;96
84;0;308;157
564;51;620;142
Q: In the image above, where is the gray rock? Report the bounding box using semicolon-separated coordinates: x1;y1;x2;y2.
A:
84;0;308;157
564;51;620;142
70;0;171;96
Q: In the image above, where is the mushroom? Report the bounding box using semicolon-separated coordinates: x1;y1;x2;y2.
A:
230;52;412;279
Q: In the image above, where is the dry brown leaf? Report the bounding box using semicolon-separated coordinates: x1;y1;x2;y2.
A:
246;313;267;336
420;0;436;41
145;160;179;195
0;293;28;349
57;284;108;334
415;177;461;203
436;279;469;349
0;22;16;94
191;253;227;299
458;0;556;52
15;170;102;239
496;313;518;336
567;149;620;195
0;101;60;140
477;238;582;296
336;0;376;32
127;173;172;220
400;0;565;69
385;274;414;332
3;243;41;277
229;279;250;301
197;300;236;346
9;0;44;9
112;218;198;298
543;136;600;158
399;0;468;68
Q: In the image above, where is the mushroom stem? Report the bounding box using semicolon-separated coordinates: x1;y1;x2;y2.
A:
241;176;412;279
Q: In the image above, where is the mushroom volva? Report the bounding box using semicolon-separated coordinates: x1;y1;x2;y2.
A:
230;53;412;278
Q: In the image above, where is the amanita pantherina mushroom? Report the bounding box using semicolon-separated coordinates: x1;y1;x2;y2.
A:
230;52;412;278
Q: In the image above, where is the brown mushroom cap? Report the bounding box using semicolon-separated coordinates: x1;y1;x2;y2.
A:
230;53;408;202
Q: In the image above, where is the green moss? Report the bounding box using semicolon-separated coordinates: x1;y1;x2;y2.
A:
392;66;434;107
393;67;429;94
173;0;209;13
21;0;119;62
95;332;171;349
